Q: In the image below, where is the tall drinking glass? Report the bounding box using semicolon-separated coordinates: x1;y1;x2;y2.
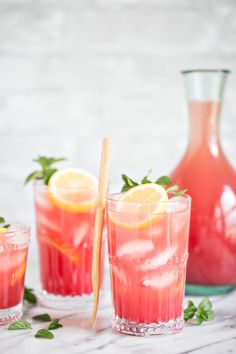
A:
106;194;191;336
0;223;30;324
34;181;104;309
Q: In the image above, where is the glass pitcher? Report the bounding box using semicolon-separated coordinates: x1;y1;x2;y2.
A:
171;69;236;295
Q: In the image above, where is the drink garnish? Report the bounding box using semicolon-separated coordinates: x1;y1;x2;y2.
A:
121;171;187;196
110;183;169;229
48;168;98;212
0;216;10;231
48;319;63;330
32;313;52;322
7;314;63;339
8;320;32;330
24;287;37;304
24;155;66;185
34;329;54;339
184;298;214;325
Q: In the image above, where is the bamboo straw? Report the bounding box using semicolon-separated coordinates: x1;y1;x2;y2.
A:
89;137;111;328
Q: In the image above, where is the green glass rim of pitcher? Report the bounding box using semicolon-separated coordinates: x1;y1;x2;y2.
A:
181;69;231;74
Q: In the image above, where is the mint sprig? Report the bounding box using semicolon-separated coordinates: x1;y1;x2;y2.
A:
25;156;66;185
24;287;37;304
184;298;214;325
121;171;187;196
0;216;10;229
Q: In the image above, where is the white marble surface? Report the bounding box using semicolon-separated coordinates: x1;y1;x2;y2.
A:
1;289;236;354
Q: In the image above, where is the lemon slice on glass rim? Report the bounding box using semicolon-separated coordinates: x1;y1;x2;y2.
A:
108;183;168;229
48;168;98;212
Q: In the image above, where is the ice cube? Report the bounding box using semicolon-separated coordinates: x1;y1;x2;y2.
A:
142;270;176;289
167;196;187;213
139;246;176;271
74;221;90;247
117;239;154;258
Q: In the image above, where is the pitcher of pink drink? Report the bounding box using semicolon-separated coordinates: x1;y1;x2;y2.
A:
171;69;236;295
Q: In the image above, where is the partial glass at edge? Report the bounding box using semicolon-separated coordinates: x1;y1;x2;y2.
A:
0;223;30;325
34;181;104;309
106;194;191;336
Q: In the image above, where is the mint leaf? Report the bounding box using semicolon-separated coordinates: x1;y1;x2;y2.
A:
8;320;32;330
195;298;214;325
3;224;10;229
166;185;179;193
43;168;57;185
173;189;188;197
184;300;197;321
24;171;42;185
25;155;66;186
155;176;172;185
32;313;52;322
121;174;139;192
0;217;10;229
48;319;63;330
34;329;54;339
120;172;187;196
184;298;214;325
24;287;37;304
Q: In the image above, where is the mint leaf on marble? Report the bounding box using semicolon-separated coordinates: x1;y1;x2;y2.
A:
34;329;54;339
184;298;214;325
48;319;63;330
32;313;52;322
195;298;214;325
8;320;32;330
24;287;37;304
184;300;197;321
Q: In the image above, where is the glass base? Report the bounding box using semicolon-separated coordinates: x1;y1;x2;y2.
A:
186;283;236;296
0;303;22;325
38;290;93;310
112;315;184;336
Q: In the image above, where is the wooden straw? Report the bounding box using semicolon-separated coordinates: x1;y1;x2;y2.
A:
89;137;111;328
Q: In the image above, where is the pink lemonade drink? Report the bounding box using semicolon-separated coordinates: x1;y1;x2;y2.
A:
171;101;236;289
0;223;30;325
34;169;104;309
106;185;191;336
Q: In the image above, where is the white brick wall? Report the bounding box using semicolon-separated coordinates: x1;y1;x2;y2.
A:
0;0;235;283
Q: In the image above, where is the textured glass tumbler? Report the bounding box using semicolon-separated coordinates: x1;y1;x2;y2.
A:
0;223;30;325
34;182;104;309
106;193;191;336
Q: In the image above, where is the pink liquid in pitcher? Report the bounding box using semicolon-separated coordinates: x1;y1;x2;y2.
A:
171;101;236;286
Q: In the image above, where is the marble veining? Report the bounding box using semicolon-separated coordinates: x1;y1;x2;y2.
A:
0;290;235;354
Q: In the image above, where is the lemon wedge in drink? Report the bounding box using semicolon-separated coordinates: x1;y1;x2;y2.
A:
109;183;168;229
0;227;8;233
48;168;98;212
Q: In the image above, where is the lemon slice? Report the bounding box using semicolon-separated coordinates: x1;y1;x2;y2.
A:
39;235;79;263
48;168;98;212
0;227;8;233
109;183;168;229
